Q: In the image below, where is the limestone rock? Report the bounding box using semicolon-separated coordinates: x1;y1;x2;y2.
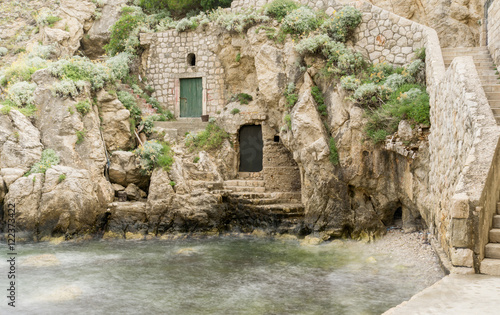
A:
1;168;28;189
398;120;413;141
124;183;146;201
40;0;96;57
255;44;285;104
0;106;43;171
108;151;149;190
106;201;148;235
82;0;129;58
96;89;134;151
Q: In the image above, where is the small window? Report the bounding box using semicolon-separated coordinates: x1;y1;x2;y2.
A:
274;135;280;143
187;53;196;66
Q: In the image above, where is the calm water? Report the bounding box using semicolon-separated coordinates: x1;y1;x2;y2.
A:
0;235;443;314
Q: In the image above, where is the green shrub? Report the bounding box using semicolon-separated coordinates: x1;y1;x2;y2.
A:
6;81;37;107
52;80;87;98
75;99;91;115
105;52;132;81
351;83;391;108
48;57;112;91
169;180;176;186
105;10;145;55
26;149;60;175
284;113;291;129
282;6;319;35
209;7;269;33
231;93;252;104
76;129;86;144
58;174;66;183
1;54;49;87
193;156;200;163
235;52;241;62
37;12;62;27
329;137;339;165
340;75;361;91
185;122;229;151
0;47;8;57
311;86;327;116
134;140;174;175
415;47;426;61
230;108;240;114
138;114;162;135
117;90;142;121
284;82;298;108
383;73;406;90
264;0;299;21
0;105;11;115
321;6;362;42
368;62;395;83
295;34;330;55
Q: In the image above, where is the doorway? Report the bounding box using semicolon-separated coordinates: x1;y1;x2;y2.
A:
180;77;202;117
239;125;263;172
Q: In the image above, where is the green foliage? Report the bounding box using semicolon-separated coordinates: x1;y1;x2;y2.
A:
75;100;91;115
235;52;241;62
0;54;49;87
68;106;75;115
329;137;339;165
284;82;298;108
264;0;299;21
311;86;327;116
282;6;319;35
351;83;391;108
37;12;62;27
340;75;361;91
415;47;426;61
76;129;87;144
26;149;60;175
0;105;11;115
48;57;112;91
209;7;269;33
230;108;240;114
105;10;145;56
169;180;176;186
321;6;362;42
295;34;330;55
58;174;66;183
138;114;163;135
105;52;132;81
193;156;200;163
45;16;62;27
284;113;291;129
134;140;174;175
6;81;37;107
365;84;429;144
185;122;229;152
231;93;252;104
117;90;142;122
0;47;8;57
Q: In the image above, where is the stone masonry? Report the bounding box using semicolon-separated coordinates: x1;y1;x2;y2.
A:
487;0;500;66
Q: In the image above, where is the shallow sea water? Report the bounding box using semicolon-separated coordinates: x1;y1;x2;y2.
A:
0;235;444;314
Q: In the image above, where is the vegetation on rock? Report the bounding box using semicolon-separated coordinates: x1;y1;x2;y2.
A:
26;149;60;176
134;140;174;175
185;122;229;152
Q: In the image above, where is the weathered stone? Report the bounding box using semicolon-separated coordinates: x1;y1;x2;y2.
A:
108;151;149;190
450;248;474;267
398;120;413;141
124;183;145;201
1;168;27;189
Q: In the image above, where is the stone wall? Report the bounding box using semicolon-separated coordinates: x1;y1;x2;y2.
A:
428;57;499;272
140;29;226;118
487;0;500;65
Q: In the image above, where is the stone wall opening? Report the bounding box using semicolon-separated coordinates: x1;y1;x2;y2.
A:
187;53;196;66
239;125;263;172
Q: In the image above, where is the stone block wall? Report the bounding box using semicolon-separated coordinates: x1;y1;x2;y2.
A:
231;0;425;66
487;0;500;65
140;29;226;118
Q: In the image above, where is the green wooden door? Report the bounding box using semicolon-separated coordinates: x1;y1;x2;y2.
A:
180;78;203;117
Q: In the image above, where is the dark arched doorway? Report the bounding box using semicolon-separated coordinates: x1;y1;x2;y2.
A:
239;125;263;172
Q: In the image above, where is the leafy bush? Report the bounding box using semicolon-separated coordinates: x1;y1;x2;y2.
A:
329;137;339;165
368;62;394;83
58;174;66;183
0;54;49;86
134;140;174;175
321;6;362;42
26;149;60;175
264;0;299;21
383;73;406;90
351;83;390;108
295;34;330;55
105;52;132;81
230;93;252;104
138;114;160;135
52;80;87;98
76;129;86;144
311;86;327;116
75;100;91;115
48;57;112;91
0;47;7;56
37;12;62;27
7;81;37;107
231;108;240;114
185;122;229;151
105;9;146;55
193;156;200;163
117;90;142;121
209;7;269;33
340;75;361;91
402;59;424;84
284;113;292;129
282;6;319;35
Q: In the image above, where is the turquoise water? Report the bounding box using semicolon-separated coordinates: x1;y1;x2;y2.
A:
1;235;443;314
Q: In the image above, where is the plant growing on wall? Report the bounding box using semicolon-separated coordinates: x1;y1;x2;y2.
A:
185;122;230;152
264;0;299;21
134;140;174;175
25;149;60;175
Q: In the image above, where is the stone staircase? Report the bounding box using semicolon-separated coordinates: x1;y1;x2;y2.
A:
154;118;208;139
480;202;500;275
441;47;500;123
224;179;305;233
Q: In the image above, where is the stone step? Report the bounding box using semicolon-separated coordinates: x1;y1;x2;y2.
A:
230;191;302;201
441;47;489;53
190;181;224;190
482;85;500;93
225;186;266;193
223;180;265;187
490;107;500;115
443;58;493;64
243;203;305;214
480;76;500;84
154;120;208;137
233;197;302;205
489;101;500;109
485;243;500;258
489;229;500;243
486;92;500;99
497;202;500;214
493;215;500;228
480;258;500;275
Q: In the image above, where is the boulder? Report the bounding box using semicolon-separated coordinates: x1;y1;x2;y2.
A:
0;106;43;171
1;168;27;189
96;89;134;151
124;183;146;201
255;44;286;104
108;151;149;189
398;120;413;141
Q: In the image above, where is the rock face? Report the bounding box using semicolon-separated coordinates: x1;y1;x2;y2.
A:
96;89;134;151
368;0;482;47
0;106;43;171
81;0;128;58
108;151;149;190
40;0;96;57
